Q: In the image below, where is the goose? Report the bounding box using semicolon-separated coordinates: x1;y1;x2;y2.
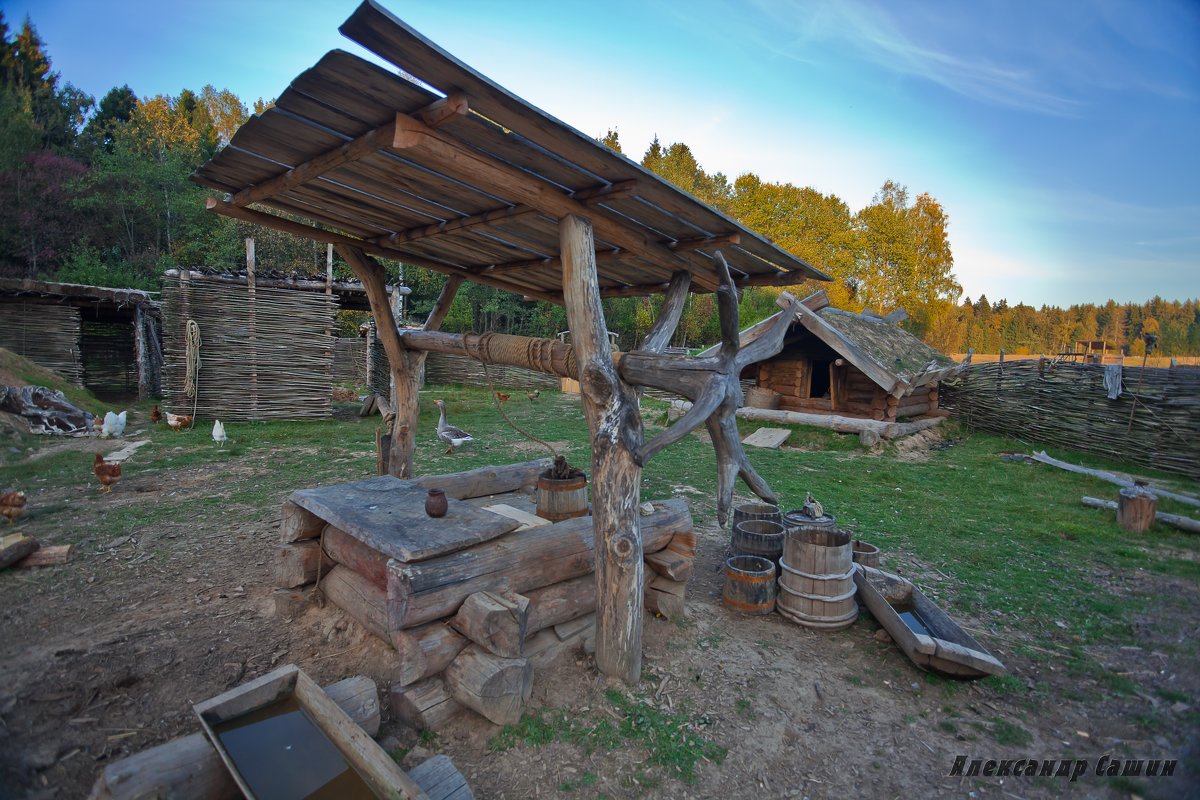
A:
433;399;474;454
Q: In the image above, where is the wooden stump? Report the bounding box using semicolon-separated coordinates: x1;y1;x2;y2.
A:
444;645;532;725
1118;485;1157;533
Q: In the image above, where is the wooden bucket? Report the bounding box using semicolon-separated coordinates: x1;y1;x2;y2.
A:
852;539;880;568
745;386;780;410
536;474;589;521
782;509;836;536
732;501;782;529
722;555;777;615
777;527;858;631
731;519;786;562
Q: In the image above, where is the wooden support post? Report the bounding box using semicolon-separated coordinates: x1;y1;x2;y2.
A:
559;213;644;684
338;245;463;477
246;238;259;420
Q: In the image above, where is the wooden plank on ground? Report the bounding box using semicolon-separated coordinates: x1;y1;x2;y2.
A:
289;476;519;562
482;503;549;531
741;427;791;449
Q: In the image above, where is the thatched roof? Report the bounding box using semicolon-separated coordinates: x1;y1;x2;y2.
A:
191;0;831;305
710;290;959;396
818;308;953;375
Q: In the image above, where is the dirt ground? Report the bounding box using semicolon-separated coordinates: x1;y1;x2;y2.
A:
1;433;1197;799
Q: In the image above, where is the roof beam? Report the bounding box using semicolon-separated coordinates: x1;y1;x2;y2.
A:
669;233;740;252
477;248;621;276
205;197;561;304
369;179;637;248
229;92;468;209
391;111;720;291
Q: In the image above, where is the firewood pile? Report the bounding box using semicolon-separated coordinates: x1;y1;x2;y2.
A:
273;460;696;729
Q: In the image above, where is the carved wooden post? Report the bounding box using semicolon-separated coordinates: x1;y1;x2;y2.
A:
559;214;644;684
338;245;461;477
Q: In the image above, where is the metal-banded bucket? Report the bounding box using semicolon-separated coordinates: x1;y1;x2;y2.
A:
782;509;836;537
535;474;589;521
722;555;777;615
732;501;782;529
731;519;786;562
777;526;858;631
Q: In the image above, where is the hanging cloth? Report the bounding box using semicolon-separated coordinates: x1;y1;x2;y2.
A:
1103;364;1122;400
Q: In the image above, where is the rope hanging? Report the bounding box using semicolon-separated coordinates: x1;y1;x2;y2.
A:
464;333;560;461
184;319;201;428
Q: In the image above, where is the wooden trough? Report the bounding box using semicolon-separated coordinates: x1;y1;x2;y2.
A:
274;459;696;729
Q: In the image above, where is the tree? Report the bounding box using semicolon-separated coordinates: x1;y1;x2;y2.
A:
599;127;622;154
726;174;858;307
81;85;137;154
853;181;960;319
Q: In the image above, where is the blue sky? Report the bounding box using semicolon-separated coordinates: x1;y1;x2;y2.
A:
7;0;1198;307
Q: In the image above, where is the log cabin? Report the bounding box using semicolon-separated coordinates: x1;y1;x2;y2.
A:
725;291;960;422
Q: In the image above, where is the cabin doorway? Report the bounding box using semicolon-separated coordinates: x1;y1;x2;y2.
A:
808;357;832;398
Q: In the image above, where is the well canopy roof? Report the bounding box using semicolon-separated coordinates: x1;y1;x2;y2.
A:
192;0;830;305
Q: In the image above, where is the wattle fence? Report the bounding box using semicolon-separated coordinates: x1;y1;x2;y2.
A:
940;360;1200;479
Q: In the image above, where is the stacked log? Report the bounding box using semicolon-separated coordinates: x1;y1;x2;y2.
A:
758;359;809;401
272;460;696;731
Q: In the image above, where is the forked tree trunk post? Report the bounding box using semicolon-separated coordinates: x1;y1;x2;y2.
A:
338;245;461;477
559;214;645;684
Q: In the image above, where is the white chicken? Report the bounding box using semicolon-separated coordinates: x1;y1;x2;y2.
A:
100;410;127;439
212;420;227;446
433;399;474;454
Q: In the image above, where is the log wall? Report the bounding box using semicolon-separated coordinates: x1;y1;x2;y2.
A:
273;461;695;730
941;360;1200;479
758;356;936;421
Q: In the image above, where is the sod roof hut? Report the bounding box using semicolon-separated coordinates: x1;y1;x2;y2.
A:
734;291;959;421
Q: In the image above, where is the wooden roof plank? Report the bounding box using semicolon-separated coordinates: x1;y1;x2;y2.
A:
339;0;830;282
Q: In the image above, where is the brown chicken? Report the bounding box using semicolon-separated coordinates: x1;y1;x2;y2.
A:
149;404;162;424
93;454;121;493
165;412;193;432
526;390;540;401
0;490;27;524
495;392;511;403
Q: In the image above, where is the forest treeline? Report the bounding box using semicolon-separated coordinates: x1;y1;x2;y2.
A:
2;15;1197;356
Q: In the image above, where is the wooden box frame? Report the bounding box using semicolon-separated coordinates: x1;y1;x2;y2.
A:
194;664;426;799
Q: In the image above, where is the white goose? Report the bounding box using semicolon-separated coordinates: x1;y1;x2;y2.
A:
433;399;474;454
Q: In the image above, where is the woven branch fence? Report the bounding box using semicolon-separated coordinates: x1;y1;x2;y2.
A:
333;338;369;385
941;360;1200;479
160;275;336;421
0;301;83;385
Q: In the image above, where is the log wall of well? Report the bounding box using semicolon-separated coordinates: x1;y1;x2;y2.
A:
272;460;695;730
